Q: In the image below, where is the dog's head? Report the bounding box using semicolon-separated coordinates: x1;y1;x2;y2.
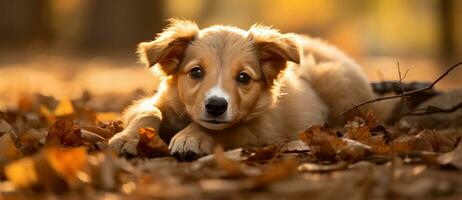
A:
138;19;300;130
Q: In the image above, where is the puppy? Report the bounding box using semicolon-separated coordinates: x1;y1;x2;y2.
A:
109;19;376;159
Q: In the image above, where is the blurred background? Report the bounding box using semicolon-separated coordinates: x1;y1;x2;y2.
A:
0;0;461;110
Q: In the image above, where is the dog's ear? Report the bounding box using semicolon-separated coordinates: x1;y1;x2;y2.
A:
137;19;199;75
248;24;300;85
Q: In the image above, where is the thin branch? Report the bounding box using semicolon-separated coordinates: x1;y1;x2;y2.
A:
343;61;462;115
397;62;409;114
402;101;462;116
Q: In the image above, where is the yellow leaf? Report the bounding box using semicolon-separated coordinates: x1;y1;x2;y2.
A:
40;104;55;123
5;157;38;187
54;98;74;117
45;147;87;183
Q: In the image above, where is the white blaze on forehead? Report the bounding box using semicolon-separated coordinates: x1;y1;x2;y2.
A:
206;85;230;101
206;75;230;101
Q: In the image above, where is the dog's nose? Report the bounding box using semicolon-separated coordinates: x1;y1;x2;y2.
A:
205;97;228;117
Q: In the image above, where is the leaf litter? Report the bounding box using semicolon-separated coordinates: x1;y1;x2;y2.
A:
0;94;462;199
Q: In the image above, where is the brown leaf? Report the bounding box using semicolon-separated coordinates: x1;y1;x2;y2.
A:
214;146;243;177
252;158;298;187
82;126;113;139
100;120;124;137
338;139;372;162
245;145;279;162
416;129;462;153
279;140;310;153
437;142;462;169
344;125;372;145
136;127;169;158
365;109;380;129
0;119;13;136
299;125;345;161
298;161;348;172
392;135;434;153
46;119;83;147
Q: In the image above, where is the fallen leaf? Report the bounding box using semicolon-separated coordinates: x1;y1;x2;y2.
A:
39;105;55;123
298;161;348;172
45;147;87;183
280;140;310;152
338;138;372;162
82;126;113;139
46;119;83;147
252;158;298;187
0;119;13;136
100;120;124;136
245;145;279;162
437;142;462;169
392;135;434;153
136;128;169;158
5;146;87;190
299;125;345;161
54;97;75;117
5;157;38;188
81;129;106;143
214;146;243;177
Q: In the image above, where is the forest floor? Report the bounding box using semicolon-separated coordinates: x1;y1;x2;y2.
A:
1;55;462;200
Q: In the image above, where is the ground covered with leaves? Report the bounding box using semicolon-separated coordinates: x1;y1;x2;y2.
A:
1;91;462;200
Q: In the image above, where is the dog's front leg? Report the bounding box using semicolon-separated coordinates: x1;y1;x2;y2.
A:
169;122;216;161
109;97;162;155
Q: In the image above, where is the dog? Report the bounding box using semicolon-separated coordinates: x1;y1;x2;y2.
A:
108;19;378;160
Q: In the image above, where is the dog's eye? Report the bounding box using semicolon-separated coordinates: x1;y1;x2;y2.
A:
189;67;203;79
236;72;251;84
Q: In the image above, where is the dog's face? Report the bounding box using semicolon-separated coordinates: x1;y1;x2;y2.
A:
138;19;299;130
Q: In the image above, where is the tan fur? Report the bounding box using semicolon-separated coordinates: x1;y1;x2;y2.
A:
109;19;377;157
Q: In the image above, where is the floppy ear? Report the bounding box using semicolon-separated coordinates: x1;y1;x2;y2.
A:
137;19;199;75
248;24;300;85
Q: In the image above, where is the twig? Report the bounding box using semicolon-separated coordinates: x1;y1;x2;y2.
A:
397;62;409;114
343;61;462;115
402;101;462;116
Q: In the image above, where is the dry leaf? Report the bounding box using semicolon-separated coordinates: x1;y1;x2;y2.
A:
39;105;56;123
54;98;75;117
437;142;462;169
46;119;83;147
5;146;87;190
280;140;310;152
136;127;169;158
245;145;279;162
0;119;13;136
5;157;38;187
365;109;380;129
44;147;87;183
392;135;434;153
100;120;124;137
298;161;348;172
253;158;298;187
214;146;243;177
300;125;345;161
338;139;372;162
82;126;113;139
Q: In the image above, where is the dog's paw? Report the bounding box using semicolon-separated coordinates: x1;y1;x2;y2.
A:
108;130;140;156
168;133;214;161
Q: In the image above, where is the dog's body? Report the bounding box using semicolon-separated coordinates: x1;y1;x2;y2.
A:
109;19;376;159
